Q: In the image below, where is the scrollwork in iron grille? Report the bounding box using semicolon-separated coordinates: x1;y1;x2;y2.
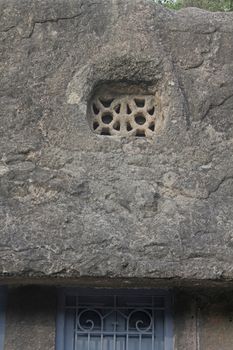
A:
76;308;153;335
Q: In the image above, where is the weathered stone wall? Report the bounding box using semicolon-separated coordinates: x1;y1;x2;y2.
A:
4;286;56;350
174;289;233;350
0;0;233;283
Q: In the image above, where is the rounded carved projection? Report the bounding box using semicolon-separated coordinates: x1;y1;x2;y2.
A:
89;95;161;137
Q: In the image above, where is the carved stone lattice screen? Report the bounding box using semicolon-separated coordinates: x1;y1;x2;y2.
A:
57;289;173;350
89;95;159;137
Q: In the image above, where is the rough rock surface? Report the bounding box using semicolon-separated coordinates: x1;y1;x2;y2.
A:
0;0;233;284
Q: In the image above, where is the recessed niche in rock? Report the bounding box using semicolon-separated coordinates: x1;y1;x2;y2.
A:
89;93;161;137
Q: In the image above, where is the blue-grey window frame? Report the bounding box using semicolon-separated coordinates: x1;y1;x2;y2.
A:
56;288;173;350
0;287;7;350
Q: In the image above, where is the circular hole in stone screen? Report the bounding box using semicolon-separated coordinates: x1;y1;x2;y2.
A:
102;113;113;124
135;114;146;125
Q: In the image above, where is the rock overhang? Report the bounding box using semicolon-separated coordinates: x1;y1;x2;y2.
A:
0;0;233;284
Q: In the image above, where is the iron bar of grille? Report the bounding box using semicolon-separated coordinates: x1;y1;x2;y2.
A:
74;296;78;350
152;297;154;350
87;332;90;350
126;312;129;350
100;315;103;350
113;296;117;350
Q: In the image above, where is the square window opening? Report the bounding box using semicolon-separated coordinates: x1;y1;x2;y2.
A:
56;288;173;350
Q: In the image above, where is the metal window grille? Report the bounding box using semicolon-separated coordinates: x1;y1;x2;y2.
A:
56;289;173;350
